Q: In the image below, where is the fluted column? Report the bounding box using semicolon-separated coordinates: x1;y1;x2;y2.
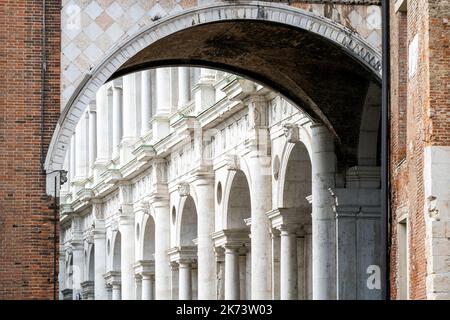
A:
178;67;190;108
179;261;192;300
141;70;152;135
193;173;216;299
224;246;240;300
311;124;337;300
279;226;298;300
88;102;97;177
112;82;123;159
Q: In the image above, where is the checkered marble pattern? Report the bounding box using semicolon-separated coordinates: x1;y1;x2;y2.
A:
61;0;382;109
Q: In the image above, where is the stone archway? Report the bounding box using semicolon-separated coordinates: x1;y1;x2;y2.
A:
45;2;381;180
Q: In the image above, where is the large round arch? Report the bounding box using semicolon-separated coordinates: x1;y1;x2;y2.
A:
45;2;381;175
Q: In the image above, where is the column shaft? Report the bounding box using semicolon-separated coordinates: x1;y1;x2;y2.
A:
112;86;123;157
178;67;190;107
93;224;107;300
225;248;240;300
88;106;97;176
119;219;135;300
70;134;76;180
142;275;152;300
249;159;272;299
311;124;337;300
141;70;152;135
280;230;298;300
72;246;84;300
179;263;192;300
153;199;171;299
75;112;88;179
112;285;121;300
156;68;171;114
96;86;110;162
194;178;216;299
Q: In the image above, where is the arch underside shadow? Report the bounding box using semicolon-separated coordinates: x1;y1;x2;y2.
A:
46;3;382;174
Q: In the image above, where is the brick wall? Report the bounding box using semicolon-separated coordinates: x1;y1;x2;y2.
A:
0;0;61;299
389;0;449;299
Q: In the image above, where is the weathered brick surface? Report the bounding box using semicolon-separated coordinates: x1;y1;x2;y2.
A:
0;0;61;299
389;0;449;299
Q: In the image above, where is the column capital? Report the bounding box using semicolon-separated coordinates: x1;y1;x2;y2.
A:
191;165;214;181
134;260;155;275
103;271;121;286
211;229;250;251
168;246;197;265
266;207;309;230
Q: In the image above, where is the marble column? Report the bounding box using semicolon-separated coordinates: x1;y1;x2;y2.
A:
70;134;76;181
112;283;121;300
194;68;215;114
93;218;107;300
171;263;179;300
271;230;280;300
193;174;216;299
88;102;97;177
122;74;139;141
224;247;240;300
142;274;154;300
179;261;192;300
311;124;337;300
118;198;135;301
135;276;142;300
279;226;298;300
96;85;110;164
72;243;84;300
58;247;66;300
112;82;123;159
152;68;171;141
74;112;88;180
141;70;152;135
249;160;272;299
305;226;313;300
178;67;190;108
153;197;171;299
239;252;247;300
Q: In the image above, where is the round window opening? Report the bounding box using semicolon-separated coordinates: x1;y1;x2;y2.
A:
172;206;176;225
217;182;222;204
273;155;281;181
136;223;140;240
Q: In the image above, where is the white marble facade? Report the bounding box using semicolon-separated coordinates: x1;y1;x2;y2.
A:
59;67;382;300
